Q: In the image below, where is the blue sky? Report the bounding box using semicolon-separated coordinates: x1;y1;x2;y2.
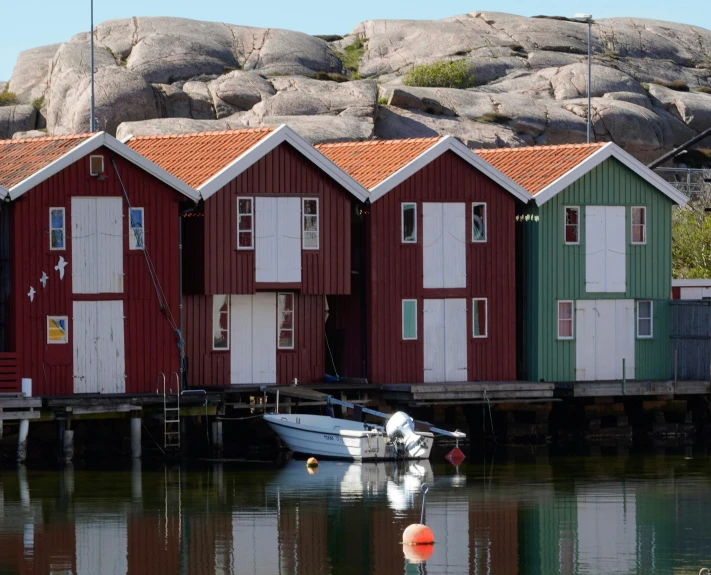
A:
1;1;709;82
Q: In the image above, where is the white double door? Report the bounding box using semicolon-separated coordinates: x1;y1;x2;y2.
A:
575;299;635;381
422;203;466;289
255;197;301;283
423;299;468;383
230;294;277;384
73;301;126;393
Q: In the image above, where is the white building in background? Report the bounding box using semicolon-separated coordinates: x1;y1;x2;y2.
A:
672;279;711;300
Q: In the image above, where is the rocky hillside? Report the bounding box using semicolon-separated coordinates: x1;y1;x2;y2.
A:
4;13;711;162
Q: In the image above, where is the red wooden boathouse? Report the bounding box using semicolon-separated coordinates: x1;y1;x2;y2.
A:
127;126;368;386
0;132;199;395
319;137;530;384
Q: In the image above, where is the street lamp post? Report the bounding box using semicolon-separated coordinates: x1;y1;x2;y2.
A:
90;0;96;132
575;14;593;143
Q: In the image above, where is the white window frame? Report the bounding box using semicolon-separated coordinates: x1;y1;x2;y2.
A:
47;315;69;344
631;206;647;245
564;206;580;245
472;202;487;243
302;197;319;250
637;300;653;339
472;298;488;338
129;207;145;250
49;207;66;251
558;300;575;340
402;299;418;340
401;203;417;244
212;295;230;351
237;197;254;250
278;292;295;350
89;155;104;176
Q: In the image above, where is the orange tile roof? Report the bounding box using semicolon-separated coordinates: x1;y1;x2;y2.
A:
126;128;275;188
0;133;94;189
317;137;442;189
475;143;606;196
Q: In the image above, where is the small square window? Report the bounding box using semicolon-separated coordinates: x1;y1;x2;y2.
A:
237;198;254;250
472;203;487;242
47;316;69;344
49;207;65;251
632;207;646;245
401;203;417;243
637;300;653;338
402;300;417;340
302;198;319;250
558;301;574;340
472;298;487;338
129;207;144;250
212;295;229;350
89;155;104;176
564;207;579;245
278;293;295;349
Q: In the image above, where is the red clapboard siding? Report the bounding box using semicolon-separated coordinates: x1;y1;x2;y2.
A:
199;142;352;296
363;150;518;384
10;146;184;396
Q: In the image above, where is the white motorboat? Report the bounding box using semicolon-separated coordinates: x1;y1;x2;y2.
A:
263;412;435;461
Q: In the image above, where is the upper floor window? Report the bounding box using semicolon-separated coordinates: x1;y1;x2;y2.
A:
472;298;488;338
558;301;574;339
401;203;417;243
237;198;254;250
472;203;487;242
89;155;104;176
129;207;145;250
564;207;579;245
49;207;65;250
212;295;229;350
302;198;319;250
632;207;646;244
278;293;295;349
637;300;653;338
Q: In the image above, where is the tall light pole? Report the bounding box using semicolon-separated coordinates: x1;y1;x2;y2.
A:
90;0;96;132
575;14;593;143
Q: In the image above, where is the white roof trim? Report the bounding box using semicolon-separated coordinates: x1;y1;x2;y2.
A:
369;136;530;203
198;124;369;202
0;185;8;201
673;279;711;287
8;132;200;202
532;142;689;207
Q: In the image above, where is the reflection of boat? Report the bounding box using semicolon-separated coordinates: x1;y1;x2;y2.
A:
264;412;434;460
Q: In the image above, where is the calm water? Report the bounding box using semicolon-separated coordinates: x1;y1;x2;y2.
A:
0;453;710;574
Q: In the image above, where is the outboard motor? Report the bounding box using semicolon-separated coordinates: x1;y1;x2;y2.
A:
386;411;429;459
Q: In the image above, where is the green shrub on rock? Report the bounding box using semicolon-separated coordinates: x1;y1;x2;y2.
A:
0;90;18;107
403;59;475;89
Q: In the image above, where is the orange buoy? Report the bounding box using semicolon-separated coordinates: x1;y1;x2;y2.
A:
402;523;435;546
306;457;319;468
402;542;434;563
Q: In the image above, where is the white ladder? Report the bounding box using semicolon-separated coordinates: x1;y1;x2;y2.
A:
160;372;181;450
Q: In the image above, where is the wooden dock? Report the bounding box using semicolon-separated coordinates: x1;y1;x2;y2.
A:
380;382;555;406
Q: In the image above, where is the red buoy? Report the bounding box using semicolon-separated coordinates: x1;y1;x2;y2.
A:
402;542;434;563
402;523;435;546
445;446;466;466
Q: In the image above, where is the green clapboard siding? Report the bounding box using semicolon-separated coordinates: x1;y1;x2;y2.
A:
517;157;674;382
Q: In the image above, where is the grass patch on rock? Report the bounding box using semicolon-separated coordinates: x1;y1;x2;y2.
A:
0;88;17;107
377;96;389;106
336;37;367;79
478;112;513;124
31;96;44;112
651;79;690;92
692;86;711;94
403;59;475;89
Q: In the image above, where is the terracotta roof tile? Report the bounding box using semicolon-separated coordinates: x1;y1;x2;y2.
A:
0;133;94;189
475;143;606;195
126;128;275;188
317;137;442;189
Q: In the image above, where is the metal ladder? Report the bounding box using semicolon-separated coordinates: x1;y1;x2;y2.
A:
159;372;181;450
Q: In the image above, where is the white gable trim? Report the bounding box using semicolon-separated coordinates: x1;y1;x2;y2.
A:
198;125;369;202
7;132;200;202
369;136;530;203
533;142;688;207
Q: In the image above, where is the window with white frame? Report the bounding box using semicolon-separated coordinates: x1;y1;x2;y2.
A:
129;207;145;250
472;298;487;338
637;300;653;338
401;203;417;243
89;155;104;176
564;207;579;245
302;198;319;249
472;203;487;242
50;207;65;250
632;207;646;244
237;198;254;249
558;301;574;339
212;295;229;350
402;299;417;340
47;316;69;344
278;293;295;349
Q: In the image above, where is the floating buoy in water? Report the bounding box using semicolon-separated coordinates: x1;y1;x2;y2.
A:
445;446;466;466
402;542;434;563
402;523;435;546
306;457;319;468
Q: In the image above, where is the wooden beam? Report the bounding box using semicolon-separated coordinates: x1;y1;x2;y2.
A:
0;411;41;421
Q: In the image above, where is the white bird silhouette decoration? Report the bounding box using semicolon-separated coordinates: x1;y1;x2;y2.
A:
55;256;68;280
27;286;35;302
40;271;48;288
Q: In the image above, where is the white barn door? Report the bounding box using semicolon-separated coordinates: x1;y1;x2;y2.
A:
585;206;626;293
423;299;468;383
72;197;123;294
255;198;301;283
256;199;278;283
230;294;277;384
423;299;445;383
73;301;126;393
423;203;466;289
